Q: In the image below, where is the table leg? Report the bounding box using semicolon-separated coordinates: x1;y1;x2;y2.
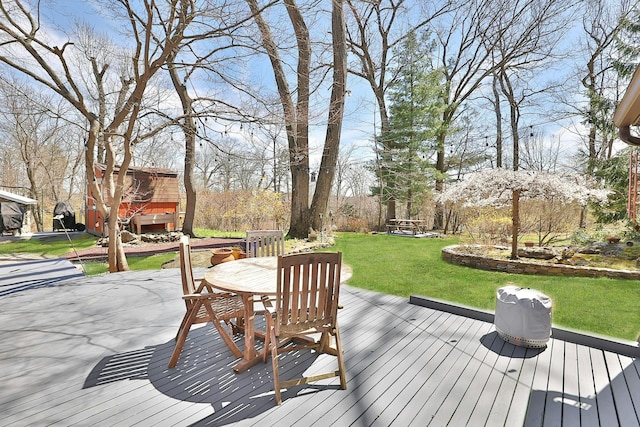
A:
233;293;262;373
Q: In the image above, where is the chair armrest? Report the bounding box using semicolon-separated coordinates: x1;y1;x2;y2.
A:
193;279;206;293
182;292;235;301
194;278;219;293
261;295;276;317
194;279;228;295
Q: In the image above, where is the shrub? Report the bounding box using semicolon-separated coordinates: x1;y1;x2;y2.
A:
195;190;289;231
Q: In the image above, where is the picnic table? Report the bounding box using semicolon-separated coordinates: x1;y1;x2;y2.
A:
386;218;428;235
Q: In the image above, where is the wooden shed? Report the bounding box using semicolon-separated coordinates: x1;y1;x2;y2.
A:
85;164;181;236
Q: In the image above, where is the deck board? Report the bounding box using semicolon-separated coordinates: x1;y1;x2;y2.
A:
485;341;525;426
362;314;468;426
605;351;640;427
623;357;640;422
576;344;600;427
591;348;619;426
471;329;513;425
544;338;566;425
563;342;582;426
333;312;453;425
370;312;463;425
503;345;541;426
1;262;638;426
524;326;553;426
436;323;499;426
400;317;483;425
275;299;451;427
417;319;492;426
445;325;502;426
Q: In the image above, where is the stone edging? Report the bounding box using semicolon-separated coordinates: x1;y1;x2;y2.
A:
441;244;640;280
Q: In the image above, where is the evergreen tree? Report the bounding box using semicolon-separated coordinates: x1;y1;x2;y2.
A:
373;30;444;218
592;148;632;223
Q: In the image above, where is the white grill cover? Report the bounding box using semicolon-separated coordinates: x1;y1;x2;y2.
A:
495;285;552;348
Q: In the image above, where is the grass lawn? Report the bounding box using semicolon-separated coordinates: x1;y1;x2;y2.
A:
193;228;245;238
0;234;179;275
329;232;640;342
0;233;98;256
81;253;177;276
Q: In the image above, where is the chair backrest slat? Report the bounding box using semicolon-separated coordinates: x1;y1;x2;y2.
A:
276;252;342;334
291;263;301;323
246;230;285;258
179;235;196;298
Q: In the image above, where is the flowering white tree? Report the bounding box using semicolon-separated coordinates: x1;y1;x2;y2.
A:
438;168;610;258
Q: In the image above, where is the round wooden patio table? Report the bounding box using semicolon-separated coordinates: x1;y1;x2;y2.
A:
204;256;352;373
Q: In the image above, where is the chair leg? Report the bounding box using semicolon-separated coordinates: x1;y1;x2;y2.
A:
334;324;347;390
212;319;244;359
168;300;202;368
174;305;193;341
271;329;282;405
262;314;272;363
318;331;330;353
202;303;244;359
233;316;245;334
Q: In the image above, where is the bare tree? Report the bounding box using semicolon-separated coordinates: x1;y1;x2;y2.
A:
333;144;359;208
345;162;373;198
194;139;221;189
482;0;575;258
490;73;504;167
166;53;200;237
244;0;348;238
0;77;80;230
193;135;262;192
249;119;290;193
423;0;575;231
520;130;561;172
0;0;195;271
164;1;260;237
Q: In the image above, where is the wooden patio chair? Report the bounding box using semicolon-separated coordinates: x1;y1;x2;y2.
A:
245;230;285;258
244;230;285;338
168;235;245;368
262;252;347;405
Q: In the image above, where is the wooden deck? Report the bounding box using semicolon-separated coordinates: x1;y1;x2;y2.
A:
1;258;639;426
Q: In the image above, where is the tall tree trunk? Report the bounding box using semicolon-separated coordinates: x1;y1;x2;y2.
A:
284;0;311;238
492;73;503;167
433;84;454;230
167;55;197;237
433;131;446;230
511;189;520;260
245;0;310;239
25;166;43;232
500;68;521;259
181;126;197;237
310;0;347;230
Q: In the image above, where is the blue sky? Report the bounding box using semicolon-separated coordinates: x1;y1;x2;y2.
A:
31;0;615;174
38;0;377;168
